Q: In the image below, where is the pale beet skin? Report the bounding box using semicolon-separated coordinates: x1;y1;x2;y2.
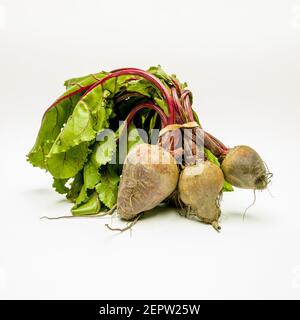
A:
117;144;179;220
221;145;268;190
178;161;224;229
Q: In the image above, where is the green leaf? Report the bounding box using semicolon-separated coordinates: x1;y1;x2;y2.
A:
125;78;169;115
27;94;81;169
95;166;119;209
74;160;101;206
193;110;201;126
49;76;131;156
204;148;220;167
64;71;108;90
52;178;69;194
28;72;110;169
223;180;234;192
45;85;114;178
139;109;151;127
75;184;89;206
46;142;90;179
48;90;98;155
83;160;101;189
149;112;158;131
125;80;151;97
147;65;174;87
67;173;83;202
71;192;101;216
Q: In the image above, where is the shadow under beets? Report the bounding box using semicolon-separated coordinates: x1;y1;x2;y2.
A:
21;187;56;197
221;210;271;225
138;205;174;221
21;188;71;207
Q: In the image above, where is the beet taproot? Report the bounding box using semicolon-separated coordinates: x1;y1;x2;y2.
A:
178;161;224;230
221;145;269;190
117;144;179;220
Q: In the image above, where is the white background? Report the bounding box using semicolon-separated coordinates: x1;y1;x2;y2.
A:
0;0;300;299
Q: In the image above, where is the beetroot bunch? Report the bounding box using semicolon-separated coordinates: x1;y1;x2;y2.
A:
28;66;271;230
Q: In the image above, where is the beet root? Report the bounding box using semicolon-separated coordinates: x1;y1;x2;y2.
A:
221;145;269;190
117;144;179;220
178;161;224;230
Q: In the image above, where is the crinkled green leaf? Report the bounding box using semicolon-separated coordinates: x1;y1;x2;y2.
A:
74;160;101;206
147;65;174;87
124;80;151;97
52;178;69;194
49;76;131;156
46;85;115;178
28;66;172;172
148;65;188;92
153;96;169;115
83;160;101;189
95;166;119;209
49;91;98;155
71;192;101;216
67;173;83;202
125;79;169;115
64;71;108;90
92;105;109;132
75;184;89;206
27;94;81;169
28;72;111;168
46;142;90;179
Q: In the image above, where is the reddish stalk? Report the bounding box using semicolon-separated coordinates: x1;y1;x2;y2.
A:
181;90;194;122
117;102;168;142
84;68;174;124
110;67;143;73
171;77;182;96
171;87;187;123
124;102;168;128
170;87;181;114
203;131;228;157
205;131;228;152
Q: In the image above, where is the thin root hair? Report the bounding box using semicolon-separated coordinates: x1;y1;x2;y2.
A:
105;213;143;233
243;190;256;220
